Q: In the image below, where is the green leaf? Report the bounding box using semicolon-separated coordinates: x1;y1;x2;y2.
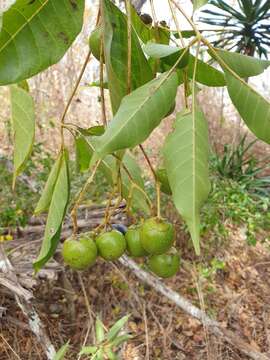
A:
78;126;105;137
101;0;153;113
107;315;129;342
188;55;226;87
0;0;85;85
156;168;172;195
111;334;132;348
10;84;35;188
193;0;208;10
53;341;70;360
106;349;119;360
79;346;98;356
34;153;62;214
75;136;92;173
163;109;211;255
130;5;152;43
224;71;270;144
96;318;105;343
92;72;178;161
34;150;70;272
213;49;270;78
143;42;189;69
173;30;196;39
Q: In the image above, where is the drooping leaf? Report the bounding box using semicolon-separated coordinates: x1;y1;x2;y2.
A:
173;30;196;39
92;72;178;161
163;109;210;255
143;42;189;69
10;84;35;188
53;341;70;360
224;71;270;144
34;153;62;214
34;150;70;272
0;0;85;85
107;315;130;342
75;136;92;173
130;5;152;43
188;55;226;87
101;0;153;113
213;48;270;78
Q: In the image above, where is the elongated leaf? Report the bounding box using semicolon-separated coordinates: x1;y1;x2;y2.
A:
34;153;62;214
143;42;189;69
214;49;270;78
82;136;150;214
10;84;35;188
53;341;70;360
34;150;70;272
107;315;129;342
163;110;210;255
92;72;178;161
188;55;226;87
96;318;105;343
111;334;132;348
0;0;85;85
79;347;98;356
102;0;153;113
130;5;152;43
75;136;92;173
224;71;270;144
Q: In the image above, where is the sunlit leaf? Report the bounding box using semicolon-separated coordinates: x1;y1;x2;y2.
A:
0;0;85;85
53;341;69;360
92;72;178;161
10;84;35;188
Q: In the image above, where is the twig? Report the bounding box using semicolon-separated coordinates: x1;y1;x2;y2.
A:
119;255;269;360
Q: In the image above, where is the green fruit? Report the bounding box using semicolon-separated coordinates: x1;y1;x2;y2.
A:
156;168;172;195
89;25;104;63
96;230;126;261
125;226;147;258
148;253;180;278
62;235;97;270
141;218;174;255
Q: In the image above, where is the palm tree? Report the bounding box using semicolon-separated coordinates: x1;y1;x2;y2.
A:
199;0;270;58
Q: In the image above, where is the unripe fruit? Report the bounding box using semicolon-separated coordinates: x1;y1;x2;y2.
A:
89;25;104;63
141;217;174;255
125;226;147;258
62;235;97;270
148;253;180;278
96;230;126;261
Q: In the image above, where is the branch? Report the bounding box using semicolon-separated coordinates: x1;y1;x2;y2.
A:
0;245;56;359
119;255;269;360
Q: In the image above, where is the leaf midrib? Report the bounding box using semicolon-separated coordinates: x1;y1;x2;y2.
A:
0;0;49;54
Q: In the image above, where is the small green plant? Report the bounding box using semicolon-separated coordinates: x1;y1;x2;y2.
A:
200;177;270;246
211;134;270;196
79;315;131;359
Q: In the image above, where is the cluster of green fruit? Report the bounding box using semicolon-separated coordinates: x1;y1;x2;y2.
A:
62;218;180;278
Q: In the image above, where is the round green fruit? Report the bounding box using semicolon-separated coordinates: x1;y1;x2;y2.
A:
62;236;97;270
125;226;147;258
96;230;126;261
148;253;180;278
89;25;104;63
141;218;174;255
